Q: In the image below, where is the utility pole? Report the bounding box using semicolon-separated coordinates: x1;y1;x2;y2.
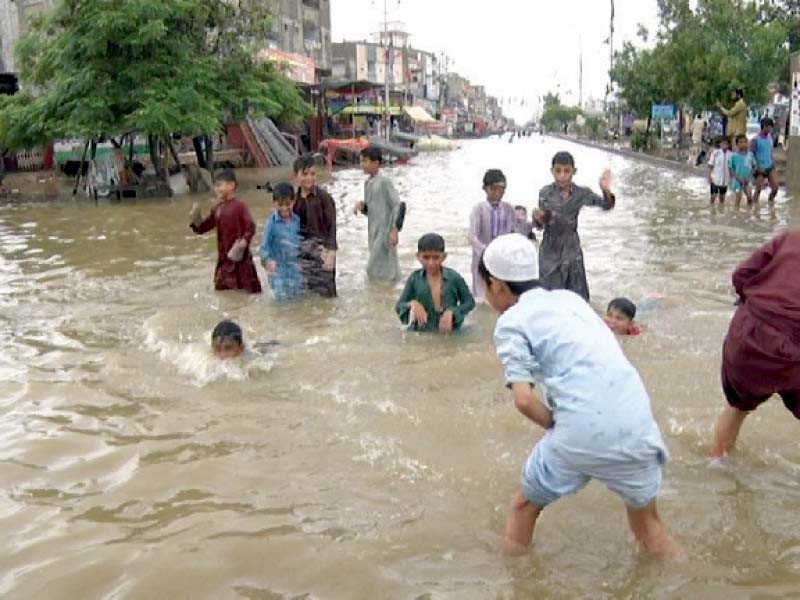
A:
605;0;615;113
578;35;583;109
382;0;392;139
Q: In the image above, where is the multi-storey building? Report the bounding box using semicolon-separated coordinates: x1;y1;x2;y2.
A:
264;0;332;81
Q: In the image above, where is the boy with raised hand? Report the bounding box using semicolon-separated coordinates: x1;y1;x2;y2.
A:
395;233;475;333
533;151;615;302
190;168;261;294
479;233;679;559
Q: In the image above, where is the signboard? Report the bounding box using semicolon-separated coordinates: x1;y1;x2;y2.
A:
651;104;675;120
791;72;800;136
258;49;316;85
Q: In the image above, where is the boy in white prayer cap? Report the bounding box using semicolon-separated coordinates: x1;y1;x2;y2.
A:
478;233;680;559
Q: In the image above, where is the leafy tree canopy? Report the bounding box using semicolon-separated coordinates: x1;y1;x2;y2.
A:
611;0;788;117
0;0;312;150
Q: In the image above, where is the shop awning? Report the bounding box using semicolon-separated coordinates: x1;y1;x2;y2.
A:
403;106;436;123
340;105;402;116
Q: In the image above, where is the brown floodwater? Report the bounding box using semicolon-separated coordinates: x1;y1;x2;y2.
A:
1;136;798;599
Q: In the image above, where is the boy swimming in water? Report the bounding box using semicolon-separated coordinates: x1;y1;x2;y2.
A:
480;234;679;558
395;233;475;333
212;320;245;359
604;297;644;336
533;152;615;302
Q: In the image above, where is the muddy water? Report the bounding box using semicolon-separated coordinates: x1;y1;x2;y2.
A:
1;136;798;599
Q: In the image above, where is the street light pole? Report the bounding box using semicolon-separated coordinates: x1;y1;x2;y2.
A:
383;0;391;139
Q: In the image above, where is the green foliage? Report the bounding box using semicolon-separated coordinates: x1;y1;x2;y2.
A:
542;92;561;109
0;0;312;150
611;0;789;117
540;103;582;133
580;115;607;140
630;128;658;152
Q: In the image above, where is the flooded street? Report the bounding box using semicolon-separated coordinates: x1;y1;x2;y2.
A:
2;135;799;599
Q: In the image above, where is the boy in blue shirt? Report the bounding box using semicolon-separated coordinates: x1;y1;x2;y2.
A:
395;233;475;332
750;118;779;203
479;234;680;558
729;134;755;206
259;182;303;302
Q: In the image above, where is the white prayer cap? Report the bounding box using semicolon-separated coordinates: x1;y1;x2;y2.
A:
483;233;539;282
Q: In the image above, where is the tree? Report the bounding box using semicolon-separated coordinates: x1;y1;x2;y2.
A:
611;0;788;117
0;0;312;158
540;103;582;133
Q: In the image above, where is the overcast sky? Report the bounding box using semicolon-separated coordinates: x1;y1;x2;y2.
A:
331;0;658;122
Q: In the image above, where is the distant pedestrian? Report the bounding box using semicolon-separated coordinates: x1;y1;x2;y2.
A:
190;168;262;294
533;151;615;302
468;169;520;300
716;89;747;138
292;155;338;298
260;182;304;303
689;113;706;165
355;147;403;282
707;136;732;205
728;134;755;206
711;230;800;459
751;117;779;203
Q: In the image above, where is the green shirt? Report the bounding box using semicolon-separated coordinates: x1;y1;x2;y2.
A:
395;267;476;332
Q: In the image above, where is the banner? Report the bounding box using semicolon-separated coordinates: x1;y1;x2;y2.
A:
651;104;675;120
258;49;316;85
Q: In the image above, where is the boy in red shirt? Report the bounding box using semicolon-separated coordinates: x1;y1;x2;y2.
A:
190;169;261;294
711;230;800;457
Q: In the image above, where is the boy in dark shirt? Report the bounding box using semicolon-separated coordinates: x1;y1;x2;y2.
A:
395;233;475;333
292;155;338;297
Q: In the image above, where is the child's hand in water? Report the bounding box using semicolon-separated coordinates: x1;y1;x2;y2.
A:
599;169;613;193
264;260;278;273
227;238;247;262
190;202;203;226
409;300;428;327
439;310;455;333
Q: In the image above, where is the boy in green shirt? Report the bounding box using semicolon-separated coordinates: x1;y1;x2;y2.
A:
395;233;475;333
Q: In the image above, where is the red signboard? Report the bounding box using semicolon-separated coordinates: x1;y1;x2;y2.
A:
258;49;316;84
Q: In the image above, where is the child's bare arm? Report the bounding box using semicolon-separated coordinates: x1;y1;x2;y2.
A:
510;383;553;429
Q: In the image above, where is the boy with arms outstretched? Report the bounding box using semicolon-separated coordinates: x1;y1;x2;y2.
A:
479;233;679;558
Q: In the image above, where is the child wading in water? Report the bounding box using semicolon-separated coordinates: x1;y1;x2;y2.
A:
711;230;800;458
259;182;304;302
395;233;475;333
190;169;262;293
293;154;338;297
729;134;755;207
604;297;644;336
480;234;679;558
707;136;731;205
533;152;615;301
751;117;779;203
355;147;403;282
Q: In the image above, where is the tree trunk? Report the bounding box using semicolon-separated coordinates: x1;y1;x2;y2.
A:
205;136;214;179
148;134;160;175
73;140;90;195
192;136;206;169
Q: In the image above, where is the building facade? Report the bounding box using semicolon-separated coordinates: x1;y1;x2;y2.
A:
1;0;59;75
265;0;332;80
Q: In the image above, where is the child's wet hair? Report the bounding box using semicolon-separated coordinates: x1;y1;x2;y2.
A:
607;297;637;320
293;154;316;174
551;151;575;167
212;320;243;346
760;117;774;129
272;182;295;202
361;146;383;163
417;233;445;253
478;253;540;296
483;169;506;187
216;168;237;183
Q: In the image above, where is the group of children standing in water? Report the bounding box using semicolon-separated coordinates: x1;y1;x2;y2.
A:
190;146;798;560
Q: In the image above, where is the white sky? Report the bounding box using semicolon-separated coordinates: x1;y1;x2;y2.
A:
331;0;659;122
